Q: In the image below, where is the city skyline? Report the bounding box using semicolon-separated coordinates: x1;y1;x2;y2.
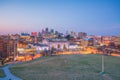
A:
0;0;120;36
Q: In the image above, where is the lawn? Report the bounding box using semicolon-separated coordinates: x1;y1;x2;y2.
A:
10;54;120;80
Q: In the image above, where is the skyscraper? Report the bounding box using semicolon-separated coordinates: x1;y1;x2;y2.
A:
42;29;45;34
50;29;54;35
78;32;87;39
45;27;49;34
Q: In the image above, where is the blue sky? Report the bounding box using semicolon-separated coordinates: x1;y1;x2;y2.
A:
0;0;120;35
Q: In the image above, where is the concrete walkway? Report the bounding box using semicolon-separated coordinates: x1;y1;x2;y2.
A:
0;64;22;80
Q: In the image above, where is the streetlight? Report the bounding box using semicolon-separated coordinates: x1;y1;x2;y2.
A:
100;47;105;75
102;54;105;72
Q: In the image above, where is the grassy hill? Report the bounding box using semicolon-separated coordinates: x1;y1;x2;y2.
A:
10;54;120;80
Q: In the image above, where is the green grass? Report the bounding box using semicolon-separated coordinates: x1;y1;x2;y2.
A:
0;69;6;78
10;54;120;80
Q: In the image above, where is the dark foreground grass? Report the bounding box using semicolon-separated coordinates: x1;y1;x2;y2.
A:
10;54;120;80
0;69;6;78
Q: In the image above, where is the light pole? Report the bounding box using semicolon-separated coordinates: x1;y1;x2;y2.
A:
102;54;104;72
100;48;105;75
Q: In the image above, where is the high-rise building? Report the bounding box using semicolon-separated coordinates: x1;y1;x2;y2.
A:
45;27;49;34
21;33;30;36
70;31;76;37
0;37;4;58
31;32;37;37
42;29;45;34
38;32;41;37
66;31;69;35
55;31;59;35
101;36;115;46
0;36;17;61
78;32;87;39
50;29;54;34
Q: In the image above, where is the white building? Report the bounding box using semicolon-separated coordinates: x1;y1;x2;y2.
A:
35;44;49;53
29;43;49;53
48;38;69;50
69;44;78;50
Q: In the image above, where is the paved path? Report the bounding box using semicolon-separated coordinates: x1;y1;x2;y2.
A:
0;64;22;80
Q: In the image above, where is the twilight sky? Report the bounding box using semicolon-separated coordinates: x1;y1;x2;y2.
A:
0;0;120;35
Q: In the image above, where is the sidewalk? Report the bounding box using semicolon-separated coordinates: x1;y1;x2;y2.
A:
0;64;22;80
